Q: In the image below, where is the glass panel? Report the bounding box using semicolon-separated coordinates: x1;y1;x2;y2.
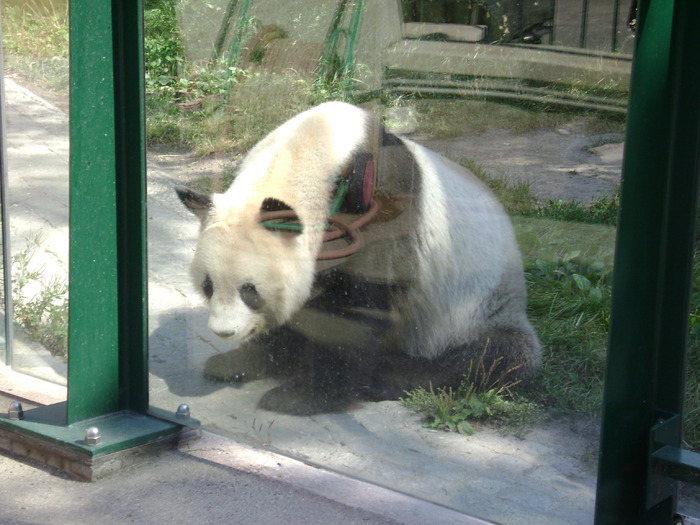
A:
146;0;696;521
0;0;69;391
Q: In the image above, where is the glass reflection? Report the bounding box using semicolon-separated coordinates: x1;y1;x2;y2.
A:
0;0;69;387
145;1;699;523
0;64;7;367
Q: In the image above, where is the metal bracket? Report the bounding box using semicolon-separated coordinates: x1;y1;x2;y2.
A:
648;411;700;508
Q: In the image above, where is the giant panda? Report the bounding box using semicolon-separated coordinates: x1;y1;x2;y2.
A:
176;101;540;415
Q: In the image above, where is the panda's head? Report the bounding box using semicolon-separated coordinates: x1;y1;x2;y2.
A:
176;102;372;342
177;187;317;342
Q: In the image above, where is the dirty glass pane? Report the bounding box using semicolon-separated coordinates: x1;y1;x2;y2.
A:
0;0;69;394
146;0;699;521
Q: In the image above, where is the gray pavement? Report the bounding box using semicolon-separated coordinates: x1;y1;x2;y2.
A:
0;76;698;525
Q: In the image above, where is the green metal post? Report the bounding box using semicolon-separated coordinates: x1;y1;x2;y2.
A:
67;0;148;423
67;0;122;422
594;0;700;522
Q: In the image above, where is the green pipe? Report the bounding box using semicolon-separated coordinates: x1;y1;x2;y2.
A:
342;0;364;76
214;0;239;59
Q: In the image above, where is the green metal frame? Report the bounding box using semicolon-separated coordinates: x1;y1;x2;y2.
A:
594;0;700;522
0;0;192;461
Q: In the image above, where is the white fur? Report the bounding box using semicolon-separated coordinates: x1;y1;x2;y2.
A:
396;140;528;358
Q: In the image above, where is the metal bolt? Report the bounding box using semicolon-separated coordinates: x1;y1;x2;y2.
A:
8;401;24;420
175;403;190;419
84;427;101;446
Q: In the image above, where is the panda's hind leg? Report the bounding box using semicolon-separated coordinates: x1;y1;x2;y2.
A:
257;339;369;415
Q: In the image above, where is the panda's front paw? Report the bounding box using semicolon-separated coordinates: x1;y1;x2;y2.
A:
203;349;260;383
258;382;354;415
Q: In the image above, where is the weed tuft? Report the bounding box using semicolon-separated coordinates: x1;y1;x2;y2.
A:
10;236;68;359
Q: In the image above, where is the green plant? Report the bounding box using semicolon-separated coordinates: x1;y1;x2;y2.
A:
144;0;185;98
460;158;538;214
148;69;317;155
402;380;506;435
402;373;542;436
529;190;620;226
524;251;612;415
11;236;68;358
402;347;542;435
683;248;700;449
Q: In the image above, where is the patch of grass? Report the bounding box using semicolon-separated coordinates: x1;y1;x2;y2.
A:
10;236;68;359
402;348;544;436
1;0;69;95
484;167;615;417
1;0;68;58
527;190;620;225
460;159;538;214
402;377;542;436
524;250;612;414
410;98;625;140
147;70;317;155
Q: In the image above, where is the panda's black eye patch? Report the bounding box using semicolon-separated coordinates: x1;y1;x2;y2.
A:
239;282;264;310
202;275;214;299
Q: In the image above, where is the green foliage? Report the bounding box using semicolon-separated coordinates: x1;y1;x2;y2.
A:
11;237;68;358
402;378;541;436
147;70;317;155
460;158;538;214
411;98;625;140
525;251;612;415
143;0;185;97
1;0;68;58
528;190;620;226
141;1;326;155
403;381;505;435
1;0;69;93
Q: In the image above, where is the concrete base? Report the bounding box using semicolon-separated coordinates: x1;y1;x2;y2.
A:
0;405;200;481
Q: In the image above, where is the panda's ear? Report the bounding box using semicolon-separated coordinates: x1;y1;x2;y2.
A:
176;185;213;223
259;197;303;236
261;197;293;213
